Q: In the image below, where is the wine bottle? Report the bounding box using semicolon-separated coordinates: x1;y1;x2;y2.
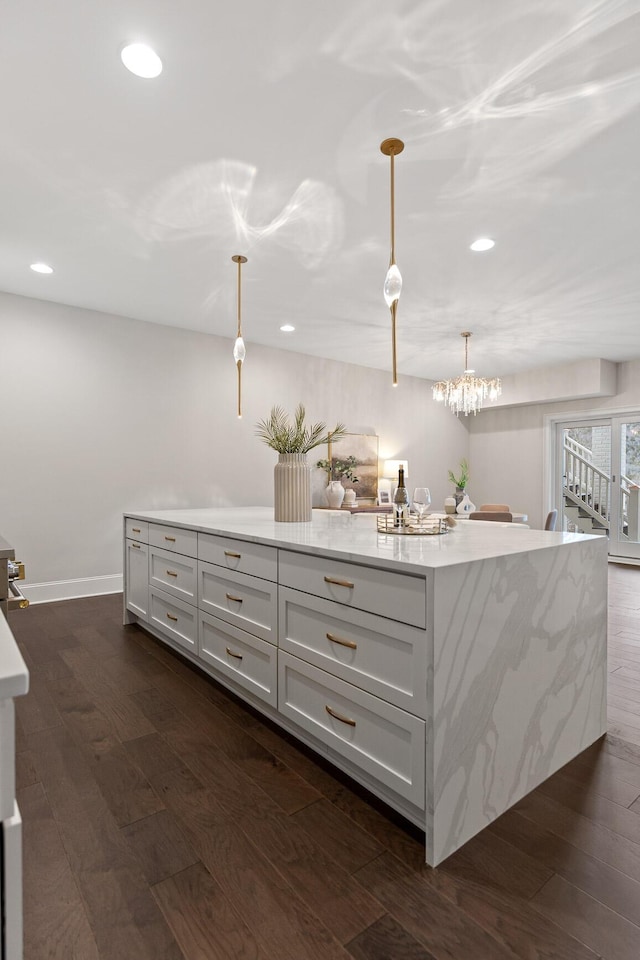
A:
393;466;409;528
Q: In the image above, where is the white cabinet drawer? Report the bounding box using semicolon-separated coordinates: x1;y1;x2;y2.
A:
279;550;426;629
199;612;277;708
278;652;425;807
149;523;197;558
126;518;149;542
198;561;277;643
198;533;277;582
149;587;198;655
279;587;427;717
149;546;197;605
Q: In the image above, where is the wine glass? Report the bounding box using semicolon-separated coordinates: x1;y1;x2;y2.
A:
413;487;431;520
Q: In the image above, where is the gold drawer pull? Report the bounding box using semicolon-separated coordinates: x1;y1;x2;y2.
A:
131;543;141;549
325;705;356;727
324;576;355;589
164;535;176;542
326;632;357;650
226;647;243;660
166;613;178;622
166;570;178;578
132;527;141;533
225;550;242;559
226;593;243;603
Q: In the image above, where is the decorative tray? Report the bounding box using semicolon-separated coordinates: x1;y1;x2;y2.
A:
376;515;454;536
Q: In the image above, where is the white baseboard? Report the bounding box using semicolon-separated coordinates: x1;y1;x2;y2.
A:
21;574;123;605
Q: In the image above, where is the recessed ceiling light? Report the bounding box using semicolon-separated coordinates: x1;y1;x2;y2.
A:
280;324;295;333
120;43;163;79
30;262;53;274
470;238;495;252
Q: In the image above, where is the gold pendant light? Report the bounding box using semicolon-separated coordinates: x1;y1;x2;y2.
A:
232;254;247;419
380;137;404;386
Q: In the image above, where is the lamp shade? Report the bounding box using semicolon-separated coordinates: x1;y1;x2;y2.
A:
383;459;408;480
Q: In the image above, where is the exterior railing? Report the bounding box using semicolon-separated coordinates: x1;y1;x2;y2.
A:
564;436;593;462
563;446;610;527
563;439;639;539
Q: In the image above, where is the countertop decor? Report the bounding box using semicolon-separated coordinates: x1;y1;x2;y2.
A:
255;405;346;522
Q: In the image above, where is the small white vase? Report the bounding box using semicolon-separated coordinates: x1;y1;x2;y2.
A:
326;480;345;509
456;493;476;515
274;453;312;521
343;488;357;507
444;496;457;515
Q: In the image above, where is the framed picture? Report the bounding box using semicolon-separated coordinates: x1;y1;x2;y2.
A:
325;432;379;501
378;490;391;504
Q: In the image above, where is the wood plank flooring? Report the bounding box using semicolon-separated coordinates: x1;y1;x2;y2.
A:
11;563;640;960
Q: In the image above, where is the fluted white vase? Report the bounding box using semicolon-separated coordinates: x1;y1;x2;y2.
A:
274;453;312;522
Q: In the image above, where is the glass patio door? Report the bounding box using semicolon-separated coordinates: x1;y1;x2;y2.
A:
610;416;640;561
556;414;640;560
559;419;611;538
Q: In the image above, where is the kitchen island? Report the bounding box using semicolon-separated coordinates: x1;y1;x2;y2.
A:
123;507;607;866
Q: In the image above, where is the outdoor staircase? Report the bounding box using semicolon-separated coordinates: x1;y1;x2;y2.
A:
562;499;609;536
563;436;638;539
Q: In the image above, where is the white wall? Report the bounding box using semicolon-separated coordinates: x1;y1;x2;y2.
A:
468;361;640;529
0;292;468;597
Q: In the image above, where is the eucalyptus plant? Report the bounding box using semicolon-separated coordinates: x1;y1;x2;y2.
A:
255;404;346;455
316;455;360;484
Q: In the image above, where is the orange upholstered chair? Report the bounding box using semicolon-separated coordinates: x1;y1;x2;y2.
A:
479;503;511;512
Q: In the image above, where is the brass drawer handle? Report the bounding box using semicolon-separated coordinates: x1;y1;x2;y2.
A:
131;543;141;549
325;705;356;727
324;576;355;589
166;613;178;622
226;647;243;660
132;527;141;533
164;535;176;542
326;632;357;650
226;593;243;603
224;550;242;559
166;570;178;578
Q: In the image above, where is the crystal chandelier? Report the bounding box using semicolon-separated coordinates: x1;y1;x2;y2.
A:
232;254;247;419
432;332;501;416
380;137;404;386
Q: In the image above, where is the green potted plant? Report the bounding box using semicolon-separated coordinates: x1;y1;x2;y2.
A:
255;404;346;521
316;454;360;508
315;454;360;483
448;458;469;506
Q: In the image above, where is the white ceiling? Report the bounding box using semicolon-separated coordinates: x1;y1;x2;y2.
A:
2;0;640;381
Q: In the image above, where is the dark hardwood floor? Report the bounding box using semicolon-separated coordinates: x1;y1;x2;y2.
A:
12;564;640;960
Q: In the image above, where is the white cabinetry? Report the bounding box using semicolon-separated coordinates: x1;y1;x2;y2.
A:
278;556;426;808
0;607;30;960
279;652;425;806
278;586;427;716
124;515;427;826
123;508;607;867
146;524;198;655
200;612;277;707
197;535;278;706
125;537;148;621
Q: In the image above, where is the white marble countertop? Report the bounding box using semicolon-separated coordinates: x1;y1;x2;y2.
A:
125;506;603;574
0;613;29;700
